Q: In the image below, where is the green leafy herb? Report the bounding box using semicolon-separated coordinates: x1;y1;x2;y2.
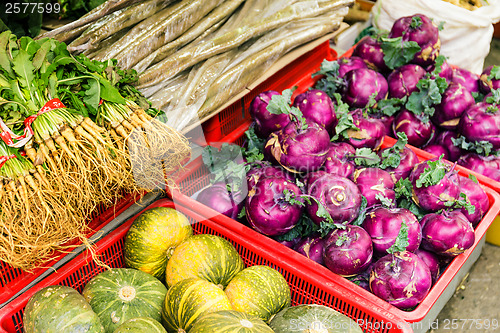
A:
202;144;247;191
380;36;421;70
443;193;476;215
415;156;447;188
351;195;368;226
437;21;445;31
238;207;246;219
375;193;394;207
313;60;345;98
410;16;423;28
451;136;494;157
469;174;478;184
353;25;386;44
387;221;409;254
267;89;306;130
380;132;408;169
331;93;357;141
353;147;381;167
488;66;500;80
472;91;485;103
335;234;350;247
274;214;319;242
394;178;426;219
485;88;500;106
282;189;305;206
406;76;447;121
244;125;265;154
372;97;405;117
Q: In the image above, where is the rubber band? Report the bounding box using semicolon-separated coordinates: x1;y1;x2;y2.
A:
0;151;26;169
0;98;65;148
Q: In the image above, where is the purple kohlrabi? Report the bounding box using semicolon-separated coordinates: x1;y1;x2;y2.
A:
457;153;500;182
352;168;396;208
389;14;441;67
323;142;356;178
346;109;386;150
337;56;368;78
432;82;475;130
393;110;436;148
323;225;373;277
479;65;500;94
433;130;463;162
387;64;427;99
292;89;338;132
458;176;490;227
306;172;362;225
197;182;246;220
452;67;480;95
457;102;500;150
343;68;388;108
370;251;432;310
249;91;291;138
293;234;325;265
352;36;389;73
420;210;475;257
414;249;441;285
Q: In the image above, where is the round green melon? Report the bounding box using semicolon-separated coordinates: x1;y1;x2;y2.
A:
269;304;364;333
112;317;167;332
224;265;291;323
82;268;168;333
23;285;105;333
124;207;193;280
162;278;233;333
165;234;244;288
189;310;274;333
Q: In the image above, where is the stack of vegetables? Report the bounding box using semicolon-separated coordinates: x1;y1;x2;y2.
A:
0;31;190;270
37;0;355;132
342;14;500;183
22;206;363;333
189;13;496;310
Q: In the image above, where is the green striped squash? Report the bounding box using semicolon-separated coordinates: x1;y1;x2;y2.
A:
269;304;364;333
162;278;233;333
124;207;193;281
188;310;274;333
82;268;167;333
23;285;105;333
112;317;167;332
224;265;291;322
165;234;244;288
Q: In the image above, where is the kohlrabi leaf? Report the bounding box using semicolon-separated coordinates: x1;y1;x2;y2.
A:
406;76;447;121
313;60;345;97
267;89;307;130
488;66;500;80
353;147;381;167
335;233;350;246
274;214;319;242
469;174;478;184
380;36;421;70
415;156;447;188
375;193;394;207
373;97;405;117
238;206;246;219
394;177;414;200
331;93;357;141
485;89;500;105
443;192;476;215
244;124;265;153
380;132;408;169
410;16;423;28
451;136;494;156
351;195;368;227
387;221;409;254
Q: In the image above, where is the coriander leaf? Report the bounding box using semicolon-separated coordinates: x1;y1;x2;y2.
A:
415;156;447;188
380;36;421;70
353;147;381;167
387;221;409;254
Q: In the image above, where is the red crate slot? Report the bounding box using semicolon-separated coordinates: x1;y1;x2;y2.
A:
0;199;410;333
0;191;143;305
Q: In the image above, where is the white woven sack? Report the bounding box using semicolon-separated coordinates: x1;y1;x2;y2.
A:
370;0;500;74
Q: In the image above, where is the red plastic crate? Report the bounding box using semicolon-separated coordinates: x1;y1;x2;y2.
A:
169;120;500;331
0;199;411;333
0;191;143;305
191;40;337;144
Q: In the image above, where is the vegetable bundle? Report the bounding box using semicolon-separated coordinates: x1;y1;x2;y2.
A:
37;0;355;132
0;31;190;270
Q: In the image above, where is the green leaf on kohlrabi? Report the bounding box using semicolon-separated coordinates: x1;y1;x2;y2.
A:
488;65;500;80
415;155;447;188
387;221;409;254
267;88;306;130
410;16;423;29
351;195;368;227
469;174;478;184
375;193;394;207
353;147;381;167
313;59;344;97
406;76;446;121
373;97;405;117
380;36;421;70
331;93;357;141
485;88;500;106
335;233;350;247
451;136;494;157
380;132;408;169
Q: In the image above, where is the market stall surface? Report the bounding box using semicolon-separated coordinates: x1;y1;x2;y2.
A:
428;39;500;333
